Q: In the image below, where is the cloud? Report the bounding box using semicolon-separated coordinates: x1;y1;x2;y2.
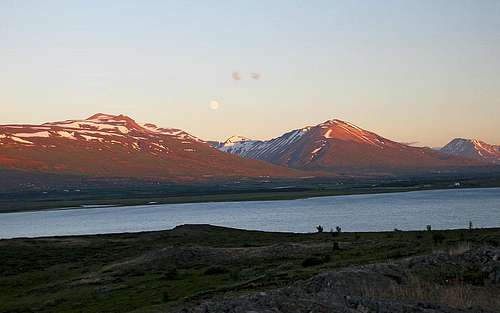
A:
231;71;261;80
250;72;261;80
401;141;420;146
232;71;241;81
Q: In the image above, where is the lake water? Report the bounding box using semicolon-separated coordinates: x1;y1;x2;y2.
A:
1;188;499;239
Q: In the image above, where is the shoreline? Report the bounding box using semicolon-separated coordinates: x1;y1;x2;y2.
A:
3;224;500;241
1;184;500;214
1;187;499;239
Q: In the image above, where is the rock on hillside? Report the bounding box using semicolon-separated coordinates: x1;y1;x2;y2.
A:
178;247;500;313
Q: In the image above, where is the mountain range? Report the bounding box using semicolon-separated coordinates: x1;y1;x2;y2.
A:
0;113;300;182
0;114;497;185
214;119;488;174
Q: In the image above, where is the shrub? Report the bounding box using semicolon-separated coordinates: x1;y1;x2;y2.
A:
486;238;499;247
162;291;170;302
459;232;465;241
161;268;178;280
316;225;324;233
448;242;470;256
204;266;229;275
128;268;145;277
229;268;240;281
302;257;322;267
332;241;340;251
463;268;488;285
433;233;446;244
301;255;330;267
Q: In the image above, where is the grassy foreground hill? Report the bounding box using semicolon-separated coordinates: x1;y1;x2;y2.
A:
1;225;499;313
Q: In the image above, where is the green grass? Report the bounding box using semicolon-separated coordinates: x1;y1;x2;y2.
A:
1;225;499;313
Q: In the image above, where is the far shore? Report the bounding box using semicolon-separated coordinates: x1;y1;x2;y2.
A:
2;183;500;214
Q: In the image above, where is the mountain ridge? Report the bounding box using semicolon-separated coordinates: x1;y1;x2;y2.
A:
214;118;487;174
0;114;304;182
0;114;494;183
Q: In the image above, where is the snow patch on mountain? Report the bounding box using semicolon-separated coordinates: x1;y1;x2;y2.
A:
56;131;77;140
11;136;34;145
12;131;51;138
218;127;311;159
0;114;206;156
141;123;202;142
80;134;105;142
310;147;322;155
45;120;132;134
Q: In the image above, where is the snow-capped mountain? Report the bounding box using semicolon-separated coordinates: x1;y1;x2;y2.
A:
215;119;485;174
441;138;500;164
216;127;311;161
0;114;300;181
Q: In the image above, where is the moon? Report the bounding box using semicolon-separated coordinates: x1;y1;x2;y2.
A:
209;100;220;110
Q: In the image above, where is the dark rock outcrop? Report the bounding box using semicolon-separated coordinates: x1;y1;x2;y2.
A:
175;247;500;313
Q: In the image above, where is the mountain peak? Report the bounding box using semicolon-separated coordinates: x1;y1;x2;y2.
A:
86;113;138;125
441;138;500;164
224;135;252;146
314;119;389;147
446;138;489;148
319;118;349;125
327;119;365;128
67;113;141;133
86;113;118;121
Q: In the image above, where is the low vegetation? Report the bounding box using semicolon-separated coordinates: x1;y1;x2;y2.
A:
0;225;499;313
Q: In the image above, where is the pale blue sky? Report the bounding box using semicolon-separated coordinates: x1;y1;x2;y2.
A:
1;0;499;146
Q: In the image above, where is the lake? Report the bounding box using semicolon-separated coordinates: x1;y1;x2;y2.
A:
1;188;499;239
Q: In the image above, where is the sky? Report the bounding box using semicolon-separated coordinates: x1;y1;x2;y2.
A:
1;0;499;147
